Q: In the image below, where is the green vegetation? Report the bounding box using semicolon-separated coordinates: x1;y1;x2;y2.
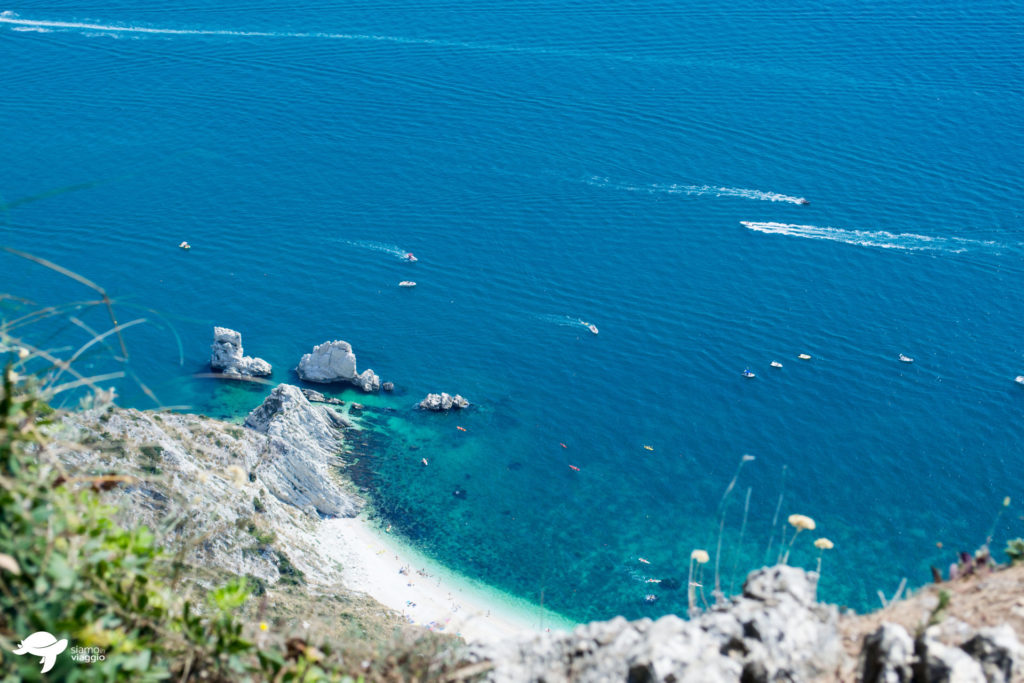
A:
0;251;468;681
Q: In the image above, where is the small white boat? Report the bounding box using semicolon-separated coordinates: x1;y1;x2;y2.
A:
405;252;418;262
178;241;191;250
899;354;914;363
588;324;599;335
742;368;756;378
798;353;812;360
770;361;783;368
1016;376;1024;386
399;281;417;287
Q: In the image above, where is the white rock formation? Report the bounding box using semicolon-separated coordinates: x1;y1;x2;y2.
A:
210;327;272;377
296;340;380;392
245;384;360;517
418;393;470;411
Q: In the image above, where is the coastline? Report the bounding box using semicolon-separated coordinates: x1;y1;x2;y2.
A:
315;514;576;645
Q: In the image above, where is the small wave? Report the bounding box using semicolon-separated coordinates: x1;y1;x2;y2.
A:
739;221;1000;253
12;26;50;32
342;240;410;259
585;176;807;205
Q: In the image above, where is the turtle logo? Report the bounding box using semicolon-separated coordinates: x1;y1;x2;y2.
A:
12;631;68;673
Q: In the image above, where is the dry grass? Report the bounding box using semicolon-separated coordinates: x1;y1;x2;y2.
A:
836;562;1024;680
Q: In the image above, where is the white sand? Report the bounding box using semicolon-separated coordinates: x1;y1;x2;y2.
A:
314;515;575;645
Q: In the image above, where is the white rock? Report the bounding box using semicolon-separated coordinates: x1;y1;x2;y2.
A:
245;384;360;518
296;340;381;392
210;326;272;377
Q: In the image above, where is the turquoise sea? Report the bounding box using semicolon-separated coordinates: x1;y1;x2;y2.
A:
3;1;1023;621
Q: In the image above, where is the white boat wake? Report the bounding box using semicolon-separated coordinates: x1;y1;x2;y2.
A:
585;176;808;205
342;240;411;260
740;221;999;253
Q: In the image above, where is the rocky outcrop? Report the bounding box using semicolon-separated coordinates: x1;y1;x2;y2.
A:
300;388;344;406
418;393;469;411
467;566;842;682
296;340;380;392
210;327;272;377
245;384;361;518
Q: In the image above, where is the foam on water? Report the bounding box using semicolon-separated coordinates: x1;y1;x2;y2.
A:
342;240;412;260
740;221;1002;253
586;176;808;205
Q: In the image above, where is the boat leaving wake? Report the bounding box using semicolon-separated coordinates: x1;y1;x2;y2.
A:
342;240;411;260
740;221;998;253
585;176;807;205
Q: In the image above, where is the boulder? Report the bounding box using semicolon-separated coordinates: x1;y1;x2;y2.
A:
296;340;381;392
244;384;360;518
210;327;272;377
418;392;470;411
962;626;1020;683
861;623;914;683
464;566;842;682
299;388;344;406
914;627;986;683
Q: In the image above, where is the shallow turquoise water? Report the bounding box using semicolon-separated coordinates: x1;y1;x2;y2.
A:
2;0;1024;620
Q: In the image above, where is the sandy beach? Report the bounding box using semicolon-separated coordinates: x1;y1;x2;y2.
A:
315;515;575;645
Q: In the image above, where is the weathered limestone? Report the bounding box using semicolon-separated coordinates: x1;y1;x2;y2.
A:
296;340;380;392
467;566;843;682
418;393;470;411
210;327;271;377
245;384;360;518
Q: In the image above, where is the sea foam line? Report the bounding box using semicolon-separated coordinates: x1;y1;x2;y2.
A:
739;221;998;253
585;176;807;205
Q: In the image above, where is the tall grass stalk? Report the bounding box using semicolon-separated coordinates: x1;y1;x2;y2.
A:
727;486;752;594
765;464;788;564
713;454;754;600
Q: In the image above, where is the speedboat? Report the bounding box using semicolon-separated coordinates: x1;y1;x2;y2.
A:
899;354;914;363
799;198;810;206
742;368;756;378
405;252;418;262
1016;376;1024;385
770;361;783;368
798;353;812;360
399;281;417;287
588;324;599;335
178;241;191;250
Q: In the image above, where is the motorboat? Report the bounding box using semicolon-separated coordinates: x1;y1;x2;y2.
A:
1016;376;1024;385
178;241;191;250
588;324;599;335
798;353;812;360
405;252;418;262
742;368;756;378
399;281;417;287
899;354;914;363
770;361;783;368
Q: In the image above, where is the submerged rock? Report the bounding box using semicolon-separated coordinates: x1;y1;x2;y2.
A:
296;340;381;392
245;384;360;518
418;392;470;411
210;327;272;377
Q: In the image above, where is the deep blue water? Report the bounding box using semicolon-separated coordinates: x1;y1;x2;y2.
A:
3;1;1024;621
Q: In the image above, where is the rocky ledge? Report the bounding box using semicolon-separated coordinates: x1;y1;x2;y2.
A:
465;565;1022;682
210;326;272;377
418;392;470;411
245;384;360;518
296;340;380;392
